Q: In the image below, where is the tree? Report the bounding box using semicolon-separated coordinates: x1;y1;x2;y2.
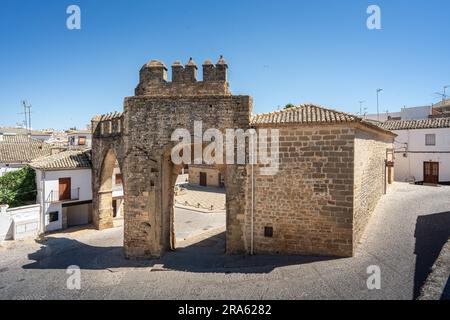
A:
0;166;37;208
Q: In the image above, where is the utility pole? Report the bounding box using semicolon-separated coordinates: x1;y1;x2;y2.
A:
376;88;383;121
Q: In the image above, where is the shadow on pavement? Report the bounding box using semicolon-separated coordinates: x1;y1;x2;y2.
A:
414;211;450;299
23;232;339;273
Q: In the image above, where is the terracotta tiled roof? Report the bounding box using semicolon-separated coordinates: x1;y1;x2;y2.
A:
0;136;52;163
0;127;52;136
251;104;396;136
380;118;450;130
30;150;92;170
251;104;359;125
92;111;123;122
253;103;361;124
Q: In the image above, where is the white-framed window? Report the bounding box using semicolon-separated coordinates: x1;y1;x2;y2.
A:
425;134;436;146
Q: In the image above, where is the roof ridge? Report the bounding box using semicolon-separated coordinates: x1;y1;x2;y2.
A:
252;103;361;121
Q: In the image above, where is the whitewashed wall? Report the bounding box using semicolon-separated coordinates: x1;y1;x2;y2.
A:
0;204;40;241
393;127;450;182
0;164;24;177
35;168;92;232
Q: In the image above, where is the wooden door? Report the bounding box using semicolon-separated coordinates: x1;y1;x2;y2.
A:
59;178;71;201
199;172;207;187
424;162;439;184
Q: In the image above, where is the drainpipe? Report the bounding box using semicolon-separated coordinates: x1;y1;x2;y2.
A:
40;171;46;234
250;129;256;255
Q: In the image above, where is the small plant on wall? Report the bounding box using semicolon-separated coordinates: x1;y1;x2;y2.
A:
284;103;296;109
0;166;37;208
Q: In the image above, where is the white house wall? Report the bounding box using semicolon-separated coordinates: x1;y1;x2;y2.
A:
393;128;450;182
0;164;24;177
36;168;92;232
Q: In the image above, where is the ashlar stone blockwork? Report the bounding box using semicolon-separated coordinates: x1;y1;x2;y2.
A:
92;57;396;259
92;57;252;259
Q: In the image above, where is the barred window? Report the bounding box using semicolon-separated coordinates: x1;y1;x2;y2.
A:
425;134;436;146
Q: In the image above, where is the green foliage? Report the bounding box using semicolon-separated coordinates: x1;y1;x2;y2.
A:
284;103;296;109
0;166;37;208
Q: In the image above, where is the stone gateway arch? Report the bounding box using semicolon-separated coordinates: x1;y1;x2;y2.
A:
92;57;251;259
92;56;395;259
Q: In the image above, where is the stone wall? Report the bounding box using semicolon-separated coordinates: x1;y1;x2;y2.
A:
91;57;395;260
353;127;392;251
122;95;251;258
189;165;222;187
249;125;356;257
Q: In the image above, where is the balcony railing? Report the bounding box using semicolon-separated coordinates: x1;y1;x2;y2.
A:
46;188;80;203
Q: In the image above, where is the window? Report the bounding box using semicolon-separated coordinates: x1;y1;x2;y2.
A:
264;226;273;238
425;134;436;146
78;136;86;145
49;211;59;222
115;173;123;185
59;177;71;201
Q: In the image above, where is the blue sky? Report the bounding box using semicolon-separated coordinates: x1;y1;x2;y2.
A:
0;0;449;130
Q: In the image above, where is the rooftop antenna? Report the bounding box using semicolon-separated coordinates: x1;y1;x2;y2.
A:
376;88;383;121
358;100;366;116
20;100;32;137
434;85;449;102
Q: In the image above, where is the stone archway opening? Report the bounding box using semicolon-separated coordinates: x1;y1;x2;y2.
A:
96;149;125;231
161;145;228;253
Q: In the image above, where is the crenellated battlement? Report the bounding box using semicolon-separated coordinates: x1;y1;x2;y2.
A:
135;56;231;96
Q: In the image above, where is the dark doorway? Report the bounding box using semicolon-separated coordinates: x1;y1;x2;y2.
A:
199;172;207;187
112;200;117;218
424;162;439;184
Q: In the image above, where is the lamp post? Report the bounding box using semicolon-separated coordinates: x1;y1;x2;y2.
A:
376;88;383;121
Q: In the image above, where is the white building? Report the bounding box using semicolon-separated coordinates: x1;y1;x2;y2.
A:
0;127;52;141
366;105;432;122
381;118;450;184
112;164;124;218
31;150;93;232
67;129;92;149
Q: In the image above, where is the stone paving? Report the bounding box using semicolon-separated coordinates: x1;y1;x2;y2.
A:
175;184;226;212
0;182;449;300
174;208;225;242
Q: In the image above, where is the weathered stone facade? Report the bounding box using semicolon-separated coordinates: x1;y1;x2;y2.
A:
92;58;251;259
248;125;355;256
353;128;394;249
91;57;396;259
